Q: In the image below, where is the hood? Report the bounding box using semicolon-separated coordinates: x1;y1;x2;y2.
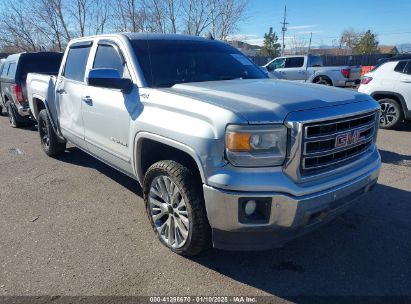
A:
164;79;370;123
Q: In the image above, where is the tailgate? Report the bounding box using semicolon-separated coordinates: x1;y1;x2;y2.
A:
349;67;362;81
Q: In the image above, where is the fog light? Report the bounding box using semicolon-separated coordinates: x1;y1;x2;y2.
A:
244;200;257;216
238;197;272;224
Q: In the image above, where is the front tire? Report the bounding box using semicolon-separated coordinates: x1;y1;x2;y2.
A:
38;109;66;157
143;160;211;256
378;98;404;129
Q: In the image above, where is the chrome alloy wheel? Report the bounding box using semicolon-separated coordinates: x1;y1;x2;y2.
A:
149;175;190;248
39;118;50;148
380;102;399;128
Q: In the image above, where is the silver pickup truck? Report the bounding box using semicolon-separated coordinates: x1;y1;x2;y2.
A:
27;33;381;256
263;55;362;87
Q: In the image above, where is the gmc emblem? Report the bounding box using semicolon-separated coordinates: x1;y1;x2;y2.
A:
335;130;363;148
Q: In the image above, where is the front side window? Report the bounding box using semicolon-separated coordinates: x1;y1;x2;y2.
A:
285;57;304;68
93;44;125;76
131;39;267;88
64;45;92;82
268;58;286;71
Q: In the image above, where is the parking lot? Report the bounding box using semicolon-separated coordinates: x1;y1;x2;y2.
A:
0;114;410;299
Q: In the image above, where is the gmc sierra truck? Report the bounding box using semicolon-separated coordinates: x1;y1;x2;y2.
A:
263;55;361;87
27;33;381;256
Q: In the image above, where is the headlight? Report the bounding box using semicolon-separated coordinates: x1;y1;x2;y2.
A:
225;124;287;167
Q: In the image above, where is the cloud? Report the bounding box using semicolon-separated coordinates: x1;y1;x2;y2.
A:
287;25;316;30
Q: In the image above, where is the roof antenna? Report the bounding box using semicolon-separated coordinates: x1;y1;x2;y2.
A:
205;32;215;40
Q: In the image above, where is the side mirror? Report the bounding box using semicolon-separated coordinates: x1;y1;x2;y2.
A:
86;68;133;92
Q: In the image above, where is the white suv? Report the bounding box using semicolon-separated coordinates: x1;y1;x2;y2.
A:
358;58;411;129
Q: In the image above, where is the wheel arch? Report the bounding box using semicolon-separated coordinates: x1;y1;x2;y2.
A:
31;95;47;120
33;96;66;143
134;132;206;185
311;74;334;86
371;91;410;119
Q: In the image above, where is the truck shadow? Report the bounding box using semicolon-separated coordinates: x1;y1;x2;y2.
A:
191;183;411;297
379;149;411;167
57;146;143;197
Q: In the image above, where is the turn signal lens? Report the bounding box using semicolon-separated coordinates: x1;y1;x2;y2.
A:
226;131;251;151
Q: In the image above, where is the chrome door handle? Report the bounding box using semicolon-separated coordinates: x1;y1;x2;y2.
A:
82;96;93;104
401;80;411;83
56;89;66;94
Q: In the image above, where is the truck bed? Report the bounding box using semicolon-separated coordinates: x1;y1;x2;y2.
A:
26;73;57;121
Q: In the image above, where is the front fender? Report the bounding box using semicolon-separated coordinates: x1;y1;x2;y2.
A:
133;132;207;184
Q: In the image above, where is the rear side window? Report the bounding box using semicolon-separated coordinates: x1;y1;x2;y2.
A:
7;63;16;77
93;44;125;76
308;56;323;67
285;57;304;68
64;46;92;82
394;61;407;73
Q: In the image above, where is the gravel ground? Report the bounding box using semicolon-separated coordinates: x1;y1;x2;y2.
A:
0;113;410;301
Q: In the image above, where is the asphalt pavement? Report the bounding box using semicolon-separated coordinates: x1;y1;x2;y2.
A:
0;113;410;301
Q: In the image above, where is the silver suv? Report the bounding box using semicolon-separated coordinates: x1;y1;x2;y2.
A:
27;33;381;256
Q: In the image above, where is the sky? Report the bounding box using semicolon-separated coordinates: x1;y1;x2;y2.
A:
235;0;411;48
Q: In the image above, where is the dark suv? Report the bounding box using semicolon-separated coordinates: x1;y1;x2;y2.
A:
0;52;63;127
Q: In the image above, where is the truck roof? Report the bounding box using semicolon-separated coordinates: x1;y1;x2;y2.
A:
5;52;63;62
68;32;209;44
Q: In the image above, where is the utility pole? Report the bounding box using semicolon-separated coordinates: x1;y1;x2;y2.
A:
308;32;312;53
280;5;288;56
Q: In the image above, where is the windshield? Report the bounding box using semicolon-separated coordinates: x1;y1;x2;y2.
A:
131;39;267;88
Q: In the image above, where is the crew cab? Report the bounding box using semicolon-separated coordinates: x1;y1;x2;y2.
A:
0;52;63;127
263;54;361;87
27;33;381;256
359;57;411;129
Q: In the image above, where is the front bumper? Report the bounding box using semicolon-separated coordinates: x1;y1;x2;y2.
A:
203;159;380;251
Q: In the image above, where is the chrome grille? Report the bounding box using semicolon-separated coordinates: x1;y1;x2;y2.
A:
301;112;377;175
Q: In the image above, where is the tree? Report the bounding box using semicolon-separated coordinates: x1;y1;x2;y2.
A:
259;27;281;58
353;30;379;54
0;0;249;52
339;28;362;50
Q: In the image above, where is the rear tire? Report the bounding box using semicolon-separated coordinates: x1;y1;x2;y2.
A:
6;103;21;128
38;109;66;157
143;160;211;256
378;98;404;130
314;76;332;86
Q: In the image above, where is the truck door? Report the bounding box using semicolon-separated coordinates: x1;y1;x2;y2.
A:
266;58;286;79
81;40;137;175
276;56;306;81
55;42;92;148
